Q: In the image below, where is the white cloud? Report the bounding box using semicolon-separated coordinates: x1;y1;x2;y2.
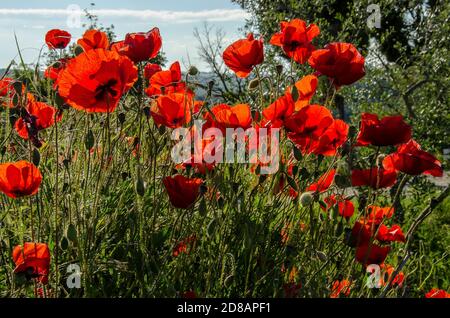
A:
0;8;250;23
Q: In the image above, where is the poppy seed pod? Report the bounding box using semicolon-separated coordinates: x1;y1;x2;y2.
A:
299;192;313;207
248;79;260;91
276;64;283;75
188;66;199;76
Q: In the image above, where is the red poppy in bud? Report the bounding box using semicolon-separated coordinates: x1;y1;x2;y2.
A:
163;175;203;209
356;113;412;147
146;61;188;97
0;77;16;108
383;140;443;177
112;27;162;63
376;224;406;243
351;168;397;189
57;49;138;113
307;169;336;193
286;75;318;110
151;92;193;128
330;280;351;298
262;94;295;128
425;289;450;298
77;29;110;51
12;242;50;284
0;161;42;198
308;42;365;87
355;243;390;265
44;58;70;83
144;63;163;80
205;103;252;130
15;98;62;139
285;104;334;137
223;33;264;78
367;206;394;224
270;19;320;64
45;29;71;49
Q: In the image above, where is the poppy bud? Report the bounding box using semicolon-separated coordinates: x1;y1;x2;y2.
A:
299;192;313;207
316;251;328;262
208;80;215;90
248;78;260;91
188;66;198;76
276;64;283;75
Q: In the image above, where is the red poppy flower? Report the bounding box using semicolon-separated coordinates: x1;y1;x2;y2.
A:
289;119;348;156
57;48;138;113
383;140;443;177
163;175;203;209
338;200;355;219
308;42;365;87
376;224;406;243
173;235;197;257
425;288;450;298
144;63;163;80
355;243;390;265
380;264;404;287
270;19;320;64
321;195;354;218
351;168;397;189
145;61;188;97
356;113;412;147
307;169;336;193
0;77;16;108
45;29;71;49
15;99;62;139
285;104;334;137
0;161;42;199
286;75;318;110
223;33;264;78
12;242;50;284
330;280;351;298
112;27;162;63
262;94;295;128
77;29;110;51
151;92;193;128
205;103;252;130
367;206;394;224
44;58;70;82
350;218;375;247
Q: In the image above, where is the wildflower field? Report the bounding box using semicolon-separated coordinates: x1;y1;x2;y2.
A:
0;2;449;299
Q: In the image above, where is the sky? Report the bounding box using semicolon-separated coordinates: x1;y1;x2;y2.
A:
0;0;248;71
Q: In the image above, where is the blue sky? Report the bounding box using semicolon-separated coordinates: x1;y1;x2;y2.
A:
0;0;248;71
